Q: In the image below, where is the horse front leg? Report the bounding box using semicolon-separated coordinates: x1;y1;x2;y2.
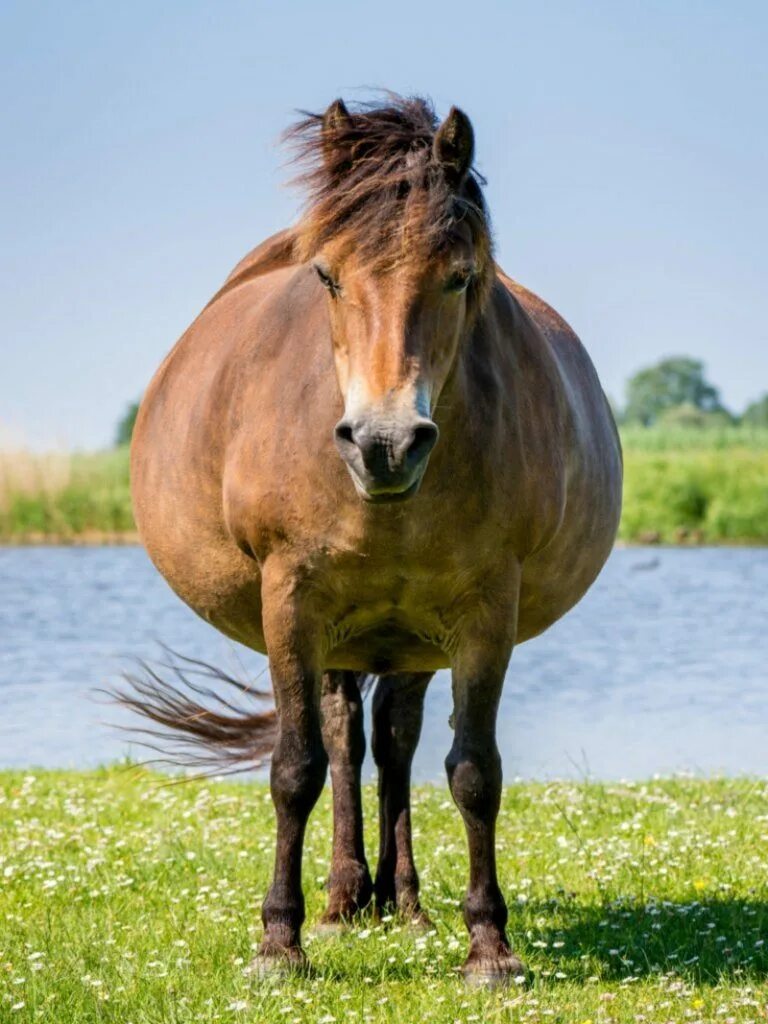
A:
446;595;527;987
251;563;328;975
318;670;373;929
372;672;432;925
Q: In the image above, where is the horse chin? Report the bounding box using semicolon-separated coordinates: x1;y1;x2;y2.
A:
352;475;423;505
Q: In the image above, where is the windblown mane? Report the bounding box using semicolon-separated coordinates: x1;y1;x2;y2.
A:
284;95;493;282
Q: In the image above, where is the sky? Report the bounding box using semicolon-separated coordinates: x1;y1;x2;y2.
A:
1;0;766;449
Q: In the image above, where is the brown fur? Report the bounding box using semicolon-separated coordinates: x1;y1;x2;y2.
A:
126;94;622;984
285;96;491;290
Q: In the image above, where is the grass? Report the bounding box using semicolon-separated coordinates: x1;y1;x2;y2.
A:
0;447;133;542
3;770;768;1022
0;427;767;543
618;427;768;543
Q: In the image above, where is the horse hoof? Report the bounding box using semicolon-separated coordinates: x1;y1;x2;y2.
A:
461;954;528;989
404;910;434;932
245;948;307;979
312;918;348;937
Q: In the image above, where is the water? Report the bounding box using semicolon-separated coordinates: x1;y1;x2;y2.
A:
1;545;766;781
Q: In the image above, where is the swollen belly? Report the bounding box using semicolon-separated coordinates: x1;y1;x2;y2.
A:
326;624;449;673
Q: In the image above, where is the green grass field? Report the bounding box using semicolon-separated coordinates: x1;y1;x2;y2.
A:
1;427;767;543
3;770;768;1022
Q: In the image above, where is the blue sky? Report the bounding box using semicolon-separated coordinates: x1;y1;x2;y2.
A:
1;0;766;448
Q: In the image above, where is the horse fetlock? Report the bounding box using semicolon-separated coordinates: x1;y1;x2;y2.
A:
394;881;432;930
463;883;508;931
375;868;424;922
324;858;373;920
394;869;420;908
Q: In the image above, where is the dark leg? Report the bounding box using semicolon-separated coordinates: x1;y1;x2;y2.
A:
445;608;526;986
318;671;373;928
251;565;328;974
372;673;432;923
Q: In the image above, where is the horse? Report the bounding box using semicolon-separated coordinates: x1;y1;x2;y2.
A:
125;95;622;986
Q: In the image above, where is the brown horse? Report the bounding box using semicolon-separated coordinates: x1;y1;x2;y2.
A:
126;95;622;985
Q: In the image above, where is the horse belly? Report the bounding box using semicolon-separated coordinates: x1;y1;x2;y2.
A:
326;625;449;673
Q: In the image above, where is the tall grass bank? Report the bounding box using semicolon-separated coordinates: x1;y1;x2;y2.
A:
0;447;134;543
1;428;767;544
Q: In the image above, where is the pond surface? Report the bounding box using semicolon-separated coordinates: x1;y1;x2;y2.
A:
1;545;766;781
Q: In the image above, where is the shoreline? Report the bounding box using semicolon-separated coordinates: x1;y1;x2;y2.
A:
1;533;767;548
0;530;141;546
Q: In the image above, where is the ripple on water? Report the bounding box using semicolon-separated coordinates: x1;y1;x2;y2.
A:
1;545;766;779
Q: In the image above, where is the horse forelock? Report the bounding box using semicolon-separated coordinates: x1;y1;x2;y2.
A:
283;94;493;289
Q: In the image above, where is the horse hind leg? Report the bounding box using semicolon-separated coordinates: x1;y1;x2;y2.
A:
371;672;432;926
317;670;373;930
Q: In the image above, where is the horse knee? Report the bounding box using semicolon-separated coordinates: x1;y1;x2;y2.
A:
271;730;327;817
445;745;502;821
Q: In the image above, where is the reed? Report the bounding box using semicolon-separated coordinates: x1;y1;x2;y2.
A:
0;446;134;542
1;428;766;544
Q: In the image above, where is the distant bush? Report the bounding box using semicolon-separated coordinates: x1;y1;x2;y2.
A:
620;443;768;544
115;401;140;447
742;394;768;428
623;357;729;426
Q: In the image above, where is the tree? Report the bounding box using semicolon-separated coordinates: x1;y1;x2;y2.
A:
623;357;727;426
115;400;140;447
742;394;768;427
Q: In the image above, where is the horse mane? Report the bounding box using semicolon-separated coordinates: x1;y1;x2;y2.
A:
284;95;493;286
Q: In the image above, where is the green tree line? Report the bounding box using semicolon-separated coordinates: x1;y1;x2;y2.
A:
116;358;768;447
616;356;768;429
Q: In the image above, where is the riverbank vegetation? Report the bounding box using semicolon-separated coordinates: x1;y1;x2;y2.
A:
2;427;767;544
3;356;767;544
3;769;768;1022
0;446;135;543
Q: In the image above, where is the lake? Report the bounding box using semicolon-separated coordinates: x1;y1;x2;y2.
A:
1;545;766;781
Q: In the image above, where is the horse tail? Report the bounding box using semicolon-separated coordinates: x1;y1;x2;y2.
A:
109;648;375;776
109;646;278;776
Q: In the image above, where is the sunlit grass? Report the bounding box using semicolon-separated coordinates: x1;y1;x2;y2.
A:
3;770;768;1021
0;447;133;541
620;424;768;452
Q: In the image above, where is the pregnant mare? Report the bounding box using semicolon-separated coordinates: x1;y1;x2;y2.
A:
125;96;622;985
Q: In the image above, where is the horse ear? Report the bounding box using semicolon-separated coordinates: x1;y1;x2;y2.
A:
433;106;475;188
322;99;353;170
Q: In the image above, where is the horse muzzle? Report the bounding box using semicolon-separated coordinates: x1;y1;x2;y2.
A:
333;415;439;503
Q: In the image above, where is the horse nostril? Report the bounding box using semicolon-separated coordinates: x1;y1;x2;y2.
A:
334;421;355;447
407;422;439;463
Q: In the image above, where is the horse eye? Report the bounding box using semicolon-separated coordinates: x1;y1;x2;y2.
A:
444;270;472;294
314;264;341;296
